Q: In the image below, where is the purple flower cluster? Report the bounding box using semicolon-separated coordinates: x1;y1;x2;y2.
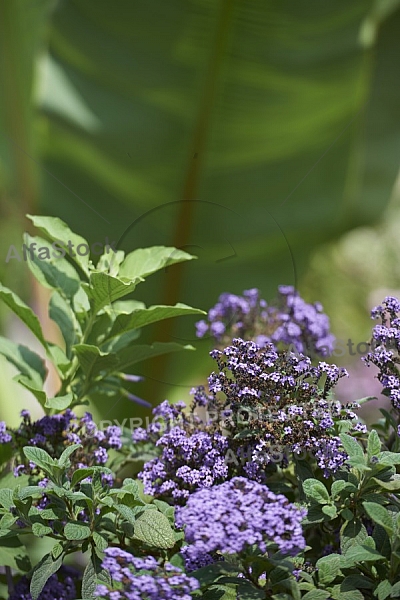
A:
363;296;400;413
1;409;121;481
9;566;78;600
139;427;229;502
176;477;307;560
195;286;334;357
206;338;351;475
94;548;199;600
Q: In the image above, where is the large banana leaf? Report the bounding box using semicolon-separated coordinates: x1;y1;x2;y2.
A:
2;0;400;410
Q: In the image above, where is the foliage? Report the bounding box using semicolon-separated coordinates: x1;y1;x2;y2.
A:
0;215;204;415
2;217;400;599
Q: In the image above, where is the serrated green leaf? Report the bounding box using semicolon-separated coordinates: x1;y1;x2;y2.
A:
363;502;394;536
134;509;176;549
27;214;91;277
84;272;143;313
302;479;330;504
119;246;196;280
64;522;91;541
0;283;49;350
30;552;63;600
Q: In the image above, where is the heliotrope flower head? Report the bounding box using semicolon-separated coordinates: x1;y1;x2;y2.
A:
94;548;199;599
176;477;307;560
195;286;334;357
363;296;400;414
1;410;121;483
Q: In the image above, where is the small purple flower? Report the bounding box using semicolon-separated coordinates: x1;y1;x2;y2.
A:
0;421;11;444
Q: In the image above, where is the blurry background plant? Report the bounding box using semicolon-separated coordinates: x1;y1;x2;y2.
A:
1;0;400;424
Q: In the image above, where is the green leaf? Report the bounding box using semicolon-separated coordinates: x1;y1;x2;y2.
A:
363;502;394;535
32;522;53;537
51;542;63;559
340;544;385;568
119;246;196;280
302;479;330;504
0;283;48;349
27;214;91;277
15;376;47;408
93;531;108;551
58;443;82;468
107;303;205;340
115;504;138;526
134;509;176;549
45;393;73;410
0;536;31;572
340;433;365;462
115;341;195;371
302;591;331;600
23;446;56;472
316;553;341;584
0;489;15;510
24;234;81;300
378;451;400;466
82;556;97;600
73;344;119;378
391;581;400;597
322;504;337;518
49;291;80;356
331;480;357;498
0;337;46;388
367;429;381;459
64;521;91;540
341;520;368;555
71;467;112;488
371;476;400;491
30;552;63;600
84;271;143;313
341;575;374;590
375;580;392;600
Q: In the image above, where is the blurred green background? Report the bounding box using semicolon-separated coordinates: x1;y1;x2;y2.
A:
1;0;400;425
